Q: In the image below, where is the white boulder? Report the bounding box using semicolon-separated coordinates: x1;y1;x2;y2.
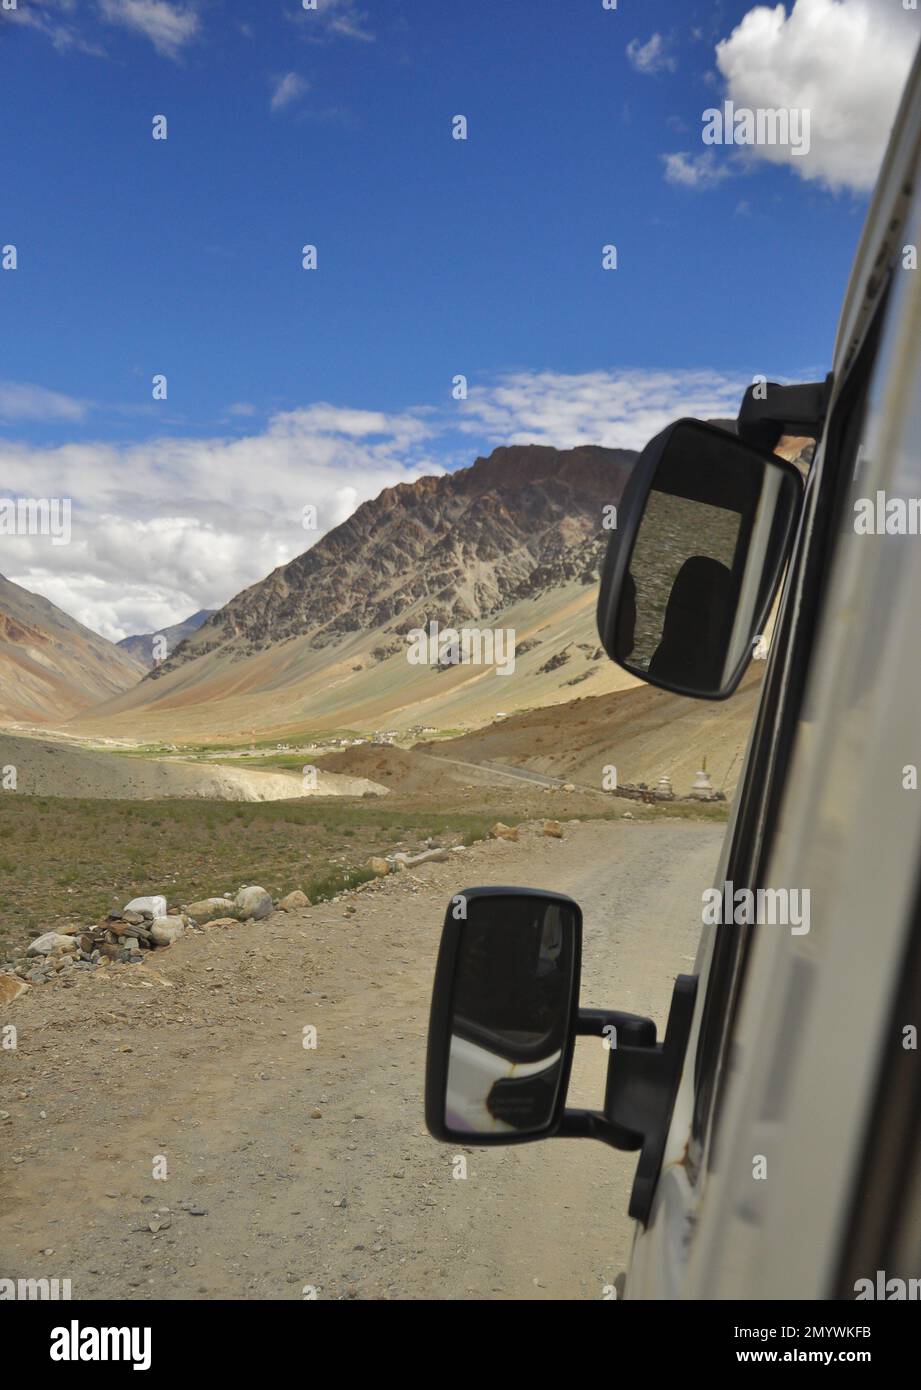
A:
124;895;167;918
27;932;78;957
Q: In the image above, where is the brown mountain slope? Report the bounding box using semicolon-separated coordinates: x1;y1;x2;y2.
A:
420;663;765;800
0;574;145;725
70;445;639;741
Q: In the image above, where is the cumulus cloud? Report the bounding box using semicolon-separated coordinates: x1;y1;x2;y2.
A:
627;33;677;75
714;0;919;192
456;369;747;452
270;71;309;112
1;370;754;639
0;404;439;641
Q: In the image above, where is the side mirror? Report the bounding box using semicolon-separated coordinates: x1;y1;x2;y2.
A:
425;887;582;1143
596;418;804;700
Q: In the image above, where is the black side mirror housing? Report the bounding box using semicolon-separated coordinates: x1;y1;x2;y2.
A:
596;418;803;700
425;886;582;1145
423;886;700;1226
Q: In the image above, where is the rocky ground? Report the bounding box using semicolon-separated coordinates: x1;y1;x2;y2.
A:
0;817;723;1301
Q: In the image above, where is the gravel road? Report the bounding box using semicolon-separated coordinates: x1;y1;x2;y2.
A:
0;817;723;1300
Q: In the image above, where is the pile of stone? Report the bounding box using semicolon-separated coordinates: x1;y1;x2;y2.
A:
2;884;309;992
612;772;725;804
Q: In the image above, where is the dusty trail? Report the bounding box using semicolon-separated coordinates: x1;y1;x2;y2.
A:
0;818;722;1300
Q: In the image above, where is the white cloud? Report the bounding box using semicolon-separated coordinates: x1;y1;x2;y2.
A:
297;0;374;44
96;0;199;59
4;0;200;58
663;150;733;189
270;71;309;112
0;404;439;640
0;371;755;640
0;381;87;423
627;33;676;75
456;369;747;452
714;0;919;192
1;0;105;56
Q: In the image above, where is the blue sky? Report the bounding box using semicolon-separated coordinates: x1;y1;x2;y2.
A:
0;0;918;637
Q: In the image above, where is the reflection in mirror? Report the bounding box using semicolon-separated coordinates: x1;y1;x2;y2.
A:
446;895;577;1136
614;423;800;696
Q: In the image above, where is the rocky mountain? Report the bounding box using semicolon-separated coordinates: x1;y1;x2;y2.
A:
117;609;215;669
71;444;640;740
157;445;635;674
0;574;145;725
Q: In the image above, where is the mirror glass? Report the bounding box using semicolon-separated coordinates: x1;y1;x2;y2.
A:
614;422;800;696
445;894;577;1137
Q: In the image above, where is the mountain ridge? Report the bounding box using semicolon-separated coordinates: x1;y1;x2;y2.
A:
153;444;635;676
70;443;640;739
117;609;215;668
0;573;145;724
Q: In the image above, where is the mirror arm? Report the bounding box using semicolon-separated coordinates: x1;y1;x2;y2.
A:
557;1107;644;1150
577;1007;656;1046
554;1011;660;1149
561;978;699;1226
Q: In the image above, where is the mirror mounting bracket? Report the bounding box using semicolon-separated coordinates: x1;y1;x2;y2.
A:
737;374;833;452
558;976;698;1228
576;1006;657;1047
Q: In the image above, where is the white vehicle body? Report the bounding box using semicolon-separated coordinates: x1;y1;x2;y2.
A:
627;46;921;1299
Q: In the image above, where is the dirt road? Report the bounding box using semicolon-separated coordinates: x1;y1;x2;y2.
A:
0;818;722;1300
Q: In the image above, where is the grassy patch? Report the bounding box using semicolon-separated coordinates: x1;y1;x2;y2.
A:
0;796;497;955
0;785;727;959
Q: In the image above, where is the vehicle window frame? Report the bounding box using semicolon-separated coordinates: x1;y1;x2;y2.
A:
689;281;892;1163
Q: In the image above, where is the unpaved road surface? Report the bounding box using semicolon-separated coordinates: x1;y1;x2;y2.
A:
1;818;722;1300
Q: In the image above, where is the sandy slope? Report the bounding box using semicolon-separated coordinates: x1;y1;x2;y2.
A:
0;575;145;724
0;734;385;801
68;581;639;742
0;817;723;1300
421;663;766;799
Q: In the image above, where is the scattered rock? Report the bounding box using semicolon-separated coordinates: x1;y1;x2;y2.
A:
368;858;391;877
537;648;571;674
0;974;29;1006
234;886;273;921
393;848;449;868
277;890;311;910
488;822;519;842
123;895;167;918
543;820;564;839
186;898;238;924
150;918;185;947
27;932;79;957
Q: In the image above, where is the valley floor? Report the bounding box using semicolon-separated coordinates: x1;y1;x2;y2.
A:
0;817;722;1301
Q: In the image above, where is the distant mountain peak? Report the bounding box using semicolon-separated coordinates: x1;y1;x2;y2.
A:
117;608;216;669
